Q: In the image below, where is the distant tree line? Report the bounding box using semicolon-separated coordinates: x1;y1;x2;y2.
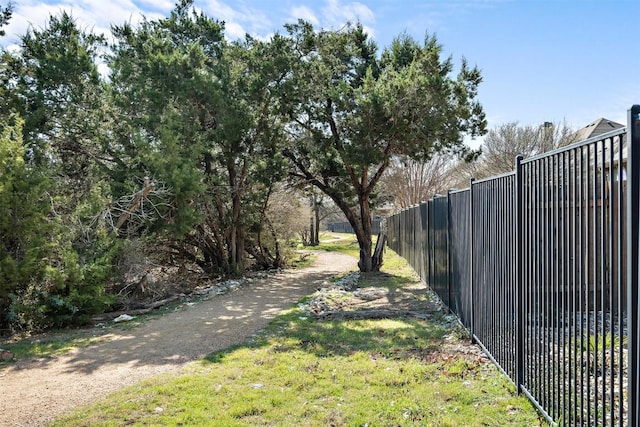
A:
381;120;578;211
0;0;486;334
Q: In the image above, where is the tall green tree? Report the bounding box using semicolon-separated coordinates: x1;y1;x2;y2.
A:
1;12;110;181
0;11;115;248
109;1;291;274
0;13;117;333
0;117;113;333
281;23;486;271
0;117;49;329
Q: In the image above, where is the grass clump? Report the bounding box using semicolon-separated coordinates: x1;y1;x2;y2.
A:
288;252;317;269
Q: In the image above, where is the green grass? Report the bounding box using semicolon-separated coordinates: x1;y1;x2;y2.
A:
50;246;545;427
1;330;110;365
287;252;317;269
52;316;542;426
315;232;361;258
0;304;185;364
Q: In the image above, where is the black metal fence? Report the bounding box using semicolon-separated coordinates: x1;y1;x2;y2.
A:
386;105;640;426
327;218;382;235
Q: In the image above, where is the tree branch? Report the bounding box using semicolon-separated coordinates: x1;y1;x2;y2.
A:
326;97;361;193
282;148;328;193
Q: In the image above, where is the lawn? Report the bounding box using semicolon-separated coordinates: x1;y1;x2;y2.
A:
50;242;544;426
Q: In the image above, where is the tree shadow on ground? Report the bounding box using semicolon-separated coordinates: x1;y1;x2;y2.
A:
2;266;348;375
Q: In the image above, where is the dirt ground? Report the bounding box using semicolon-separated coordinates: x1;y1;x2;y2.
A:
0;251;357;427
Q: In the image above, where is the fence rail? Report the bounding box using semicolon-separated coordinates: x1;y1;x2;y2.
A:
386;105;640;426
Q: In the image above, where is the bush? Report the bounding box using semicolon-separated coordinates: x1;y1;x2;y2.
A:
0;118;119;334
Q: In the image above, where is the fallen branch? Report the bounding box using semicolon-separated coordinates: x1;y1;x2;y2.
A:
92;295;182;322
313;308;427;321
145;295;182;309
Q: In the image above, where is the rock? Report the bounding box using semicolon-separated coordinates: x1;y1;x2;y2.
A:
353;287;388;301
113;314;136;323
0;349;14;361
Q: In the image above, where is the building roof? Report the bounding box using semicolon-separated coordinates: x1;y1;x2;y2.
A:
571;118;627;169
574;117;624;142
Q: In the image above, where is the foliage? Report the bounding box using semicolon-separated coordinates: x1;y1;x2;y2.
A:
0;2;11;37
0;118;116;333
108;1;292;275
281;23;486;272
2;12;109;178
0;3;490;332
0;13;120;334
0;117;47;330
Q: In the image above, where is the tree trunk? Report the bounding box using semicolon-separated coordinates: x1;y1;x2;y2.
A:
327;191;377;272
227;198;245;275
230;224;237;266
314;195;320;245
226;159;246;276
235;228;245;275
265;216;284;268
309;193;320;246
309;215;316;246
357;231;373;272
351;191;385;272
372;232;386;271
355;193;374;272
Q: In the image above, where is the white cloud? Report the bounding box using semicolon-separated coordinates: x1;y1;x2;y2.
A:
289;5;319;26
133;0;174;13
203;0;273;40
205;0;237;22
1;0;272;47
0;0;378;49
322;0;374;25
321;0;375;37
224;21;247;40
3;3;57;45
1;0;157;47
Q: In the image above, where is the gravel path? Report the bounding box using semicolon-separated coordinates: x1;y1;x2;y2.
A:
0;251;356;426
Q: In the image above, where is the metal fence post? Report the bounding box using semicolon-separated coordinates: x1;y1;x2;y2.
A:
469;178;476;341
627;104;640;427
447;190;453;312
428;199;433;289
514;155;524;394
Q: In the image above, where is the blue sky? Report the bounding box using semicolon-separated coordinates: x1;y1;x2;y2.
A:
2;0;639;137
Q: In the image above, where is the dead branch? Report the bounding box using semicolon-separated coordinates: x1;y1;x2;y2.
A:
313;309;425;321
91;295;182;322
115;176;156;230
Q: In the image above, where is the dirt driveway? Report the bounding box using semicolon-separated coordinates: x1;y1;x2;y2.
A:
0;251;356;426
